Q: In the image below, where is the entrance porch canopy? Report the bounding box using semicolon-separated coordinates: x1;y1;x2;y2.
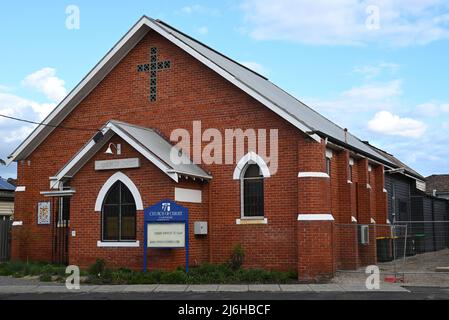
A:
49;120;212;189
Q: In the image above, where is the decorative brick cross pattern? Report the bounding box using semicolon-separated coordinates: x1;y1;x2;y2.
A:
137;47;171;102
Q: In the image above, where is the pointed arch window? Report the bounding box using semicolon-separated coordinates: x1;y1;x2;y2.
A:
241;164;265;218
102;181;137;242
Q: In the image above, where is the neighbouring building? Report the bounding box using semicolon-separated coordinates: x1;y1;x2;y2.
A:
6;16;431;281
426;175;449;200
0;177;15;220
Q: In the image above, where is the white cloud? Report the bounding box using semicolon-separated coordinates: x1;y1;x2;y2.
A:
178;5;219;16
353;62;399;79
22;67;67;102
342;79;402;100
240;0;449;46
3;126;34;143
0;92;57;121
240;61;269;76
0;67;65;175
415;101;449;117
197;26;209;35
368;111;427;138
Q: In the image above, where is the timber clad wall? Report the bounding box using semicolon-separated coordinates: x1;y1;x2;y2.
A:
11;30;389;277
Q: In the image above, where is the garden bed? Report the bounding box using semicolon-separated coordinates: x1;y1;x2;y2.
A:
0;260;297;285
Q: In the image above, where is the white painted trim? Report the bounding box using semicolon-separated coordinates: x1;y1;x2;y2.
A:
383;188;388;193
233;152;271;180
368;164;372;172
7;16;321;165
15;186;26;192
347;180;353;184
12;221;23;226
371;218;376;224
349;158;355;166
325;148;333;159
386;219;391;224
367;184;372;189
351;216;357;223
40;190;76;197
95;158;140;171
236;218;268;225
175;188;202;203
94;172;144;211
97;241;140;248
297;214;335;221
298;172;330;178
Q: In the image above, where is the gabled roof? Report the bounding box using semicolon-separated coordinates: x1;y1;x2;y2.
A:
53;120;212;183
0;177;15;191
364;142;425;181
8;16;394;167
426;175;449;194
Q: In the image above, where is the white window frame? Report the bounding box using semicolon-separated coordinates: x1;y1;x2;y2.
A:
233;152;270;220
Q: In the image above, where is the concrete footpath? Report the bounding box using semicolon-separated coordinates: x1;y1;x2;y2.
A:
0;283;410;294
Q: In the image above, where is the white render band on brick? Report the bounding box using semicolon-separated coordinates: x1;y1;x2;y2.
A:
297;214;335;221
97;241;140;248
175;188;202;203
236;218;268;225
15;186;26;192
298;172;330;178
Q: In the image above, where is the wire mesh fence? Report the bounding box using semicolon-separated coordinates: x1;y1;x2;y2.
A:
335;222;449;285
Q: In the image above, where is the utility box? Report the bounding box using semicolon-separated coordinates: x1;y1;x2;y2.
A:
194;221;208;235
359;225;369;245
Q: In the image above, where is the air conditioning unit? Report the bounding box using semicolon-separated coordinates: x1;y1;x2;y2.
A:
359;225;369;245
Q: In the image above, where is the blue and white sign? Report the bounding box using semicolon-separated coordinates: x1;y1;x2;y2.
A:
143;200;189;272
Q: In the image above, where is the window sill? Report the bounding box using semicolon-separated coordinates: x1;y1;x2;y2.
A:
236;218;268;225
97;241;140;248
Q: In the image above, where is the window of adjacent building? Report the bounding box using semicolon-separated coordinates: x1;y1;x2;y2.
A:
241;164;264;218
102;181;136;241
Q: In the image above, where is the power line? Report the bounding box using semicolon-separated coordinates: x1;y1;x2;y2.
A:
0;114;101;132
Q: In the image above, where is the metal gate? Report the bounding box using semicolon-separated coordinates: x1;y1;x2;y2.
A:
0;220;12;262
52;197;70;265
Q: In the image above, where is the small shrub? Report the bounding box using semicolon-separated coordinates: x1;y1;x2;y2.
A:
88;259;106;276
229;244;245;270
160;270;187;284
39;274;52;282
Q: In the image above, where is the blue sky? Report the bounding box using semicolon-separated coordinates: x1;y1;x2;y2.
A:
1;0;449;178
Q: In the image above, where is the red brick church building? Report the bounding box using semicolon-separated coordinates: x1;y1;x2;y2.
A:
7;16;419;281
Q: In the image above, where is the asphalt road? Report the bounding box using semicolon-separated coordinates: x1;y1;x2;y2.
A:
0;286;448;300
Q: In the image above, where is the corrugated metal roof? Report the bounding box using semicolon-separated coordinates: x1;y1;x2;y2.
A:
153;19;395;166
111;120;212;180
0;178;15;191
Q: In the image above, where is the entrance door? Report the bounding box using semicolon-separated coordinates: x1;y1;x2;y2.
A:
52;196;70;265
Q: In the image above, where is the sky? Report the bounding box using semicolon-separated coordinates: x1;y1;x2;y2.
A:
0;0;449;179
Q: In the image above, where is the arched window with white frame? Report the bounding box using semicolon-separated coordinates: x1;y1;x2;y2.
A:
102;181;137;242
241;163;265;217
234;152;270;218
